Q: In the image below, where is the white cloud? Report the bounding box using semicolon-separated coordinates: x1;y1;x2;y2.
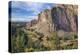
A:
11;15;38;22
11;1;54;22
25;2;44;14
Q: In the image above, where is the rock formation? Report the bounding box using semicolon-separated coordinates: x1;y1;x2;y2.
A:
26;4;78;37
34;9;54;37
51;5;78;32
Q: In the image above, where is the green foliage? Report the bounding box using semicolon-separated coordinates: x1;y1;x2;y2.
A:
50;32;60;50
11;26;78;52
11;28;28;53
61;41;78;50
60;32;78;50
72;33;78;39
25;48;34;52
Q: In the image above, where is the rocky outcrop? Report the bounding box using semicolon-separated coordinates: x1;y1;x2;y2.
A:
26;19;38;29
34;9;54;37
51;6;70;31
26;4;78;37
51;5;78;32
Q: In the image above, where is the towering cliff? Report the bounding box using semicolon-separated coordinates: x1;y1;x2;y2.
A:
26;4;78;37
34;9;54;37
52;5;78;32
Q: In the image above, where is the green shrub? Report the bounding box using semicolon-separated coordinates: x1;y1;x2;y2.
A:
50;32;60;50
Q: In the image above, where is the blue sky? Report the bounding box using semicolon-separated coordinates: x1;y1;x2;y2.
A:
10;1;56;22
